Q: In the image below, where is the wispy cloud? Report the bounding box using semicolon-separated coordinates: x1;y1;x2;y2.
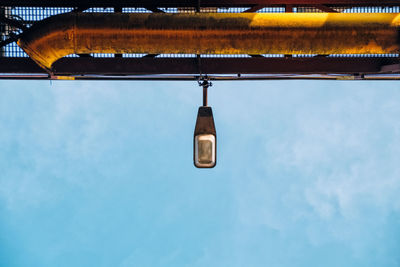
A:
1;80;400;267
223;81;400;263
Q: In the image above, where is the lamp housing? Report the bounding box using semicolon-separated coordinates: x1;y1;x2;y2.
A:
194;106;216;168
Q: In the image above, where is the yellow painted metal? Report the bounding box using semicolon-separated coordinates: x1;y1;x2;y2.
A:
17;13;400;71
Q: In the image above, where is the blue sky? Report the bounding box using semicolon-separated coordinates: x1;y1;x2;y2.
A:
0;80;400;267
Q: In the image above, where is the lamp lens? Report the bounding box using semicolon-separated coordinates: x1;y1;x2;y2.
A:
195;134;215;167
199;139;212;163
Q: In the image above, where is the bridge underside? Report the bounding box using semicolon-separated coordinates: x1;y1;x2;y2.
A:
1;0;400;80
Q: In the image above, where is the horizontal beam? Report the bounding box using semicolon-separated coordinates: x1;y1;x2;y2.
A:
0;58;45;73
0;57;398;75
52;57;400;74
2;74;400;80
19;13;400;71
0;0;399;7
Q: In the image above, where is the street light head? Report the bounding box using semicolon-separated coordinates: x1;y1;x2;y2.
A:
194;134;216;168
194;106;216;168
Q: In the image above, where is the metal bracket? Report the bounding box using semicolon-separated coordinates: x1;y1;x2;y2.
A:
198;75;212;106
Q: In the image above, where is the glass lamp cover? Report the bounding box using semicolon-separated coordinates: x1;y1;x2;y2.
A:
194;134;216;168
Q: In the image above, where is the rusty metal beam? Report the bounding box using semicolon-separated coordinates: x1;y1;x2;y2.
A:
113;7;123;58
1;57;398;75
1;0;400;7
18;13;400;71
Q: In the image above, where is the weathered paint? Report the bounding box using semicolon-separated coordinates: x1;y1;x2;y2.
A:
18;13;400;71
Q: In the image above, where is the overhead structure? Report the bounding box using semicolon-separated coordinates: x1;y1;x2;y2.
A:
1;0;400;80
18;13;400;71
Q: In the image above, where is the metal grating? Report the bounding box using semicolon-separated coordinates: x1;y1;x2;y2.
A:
258;7;285;12
1;5;400;59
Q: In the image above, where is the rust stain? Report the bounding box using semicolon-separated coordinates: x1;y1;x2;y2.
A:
17;13;400;71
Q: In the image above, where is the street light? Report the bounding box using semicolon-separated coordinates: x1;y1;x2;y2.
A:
194;77;216;168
